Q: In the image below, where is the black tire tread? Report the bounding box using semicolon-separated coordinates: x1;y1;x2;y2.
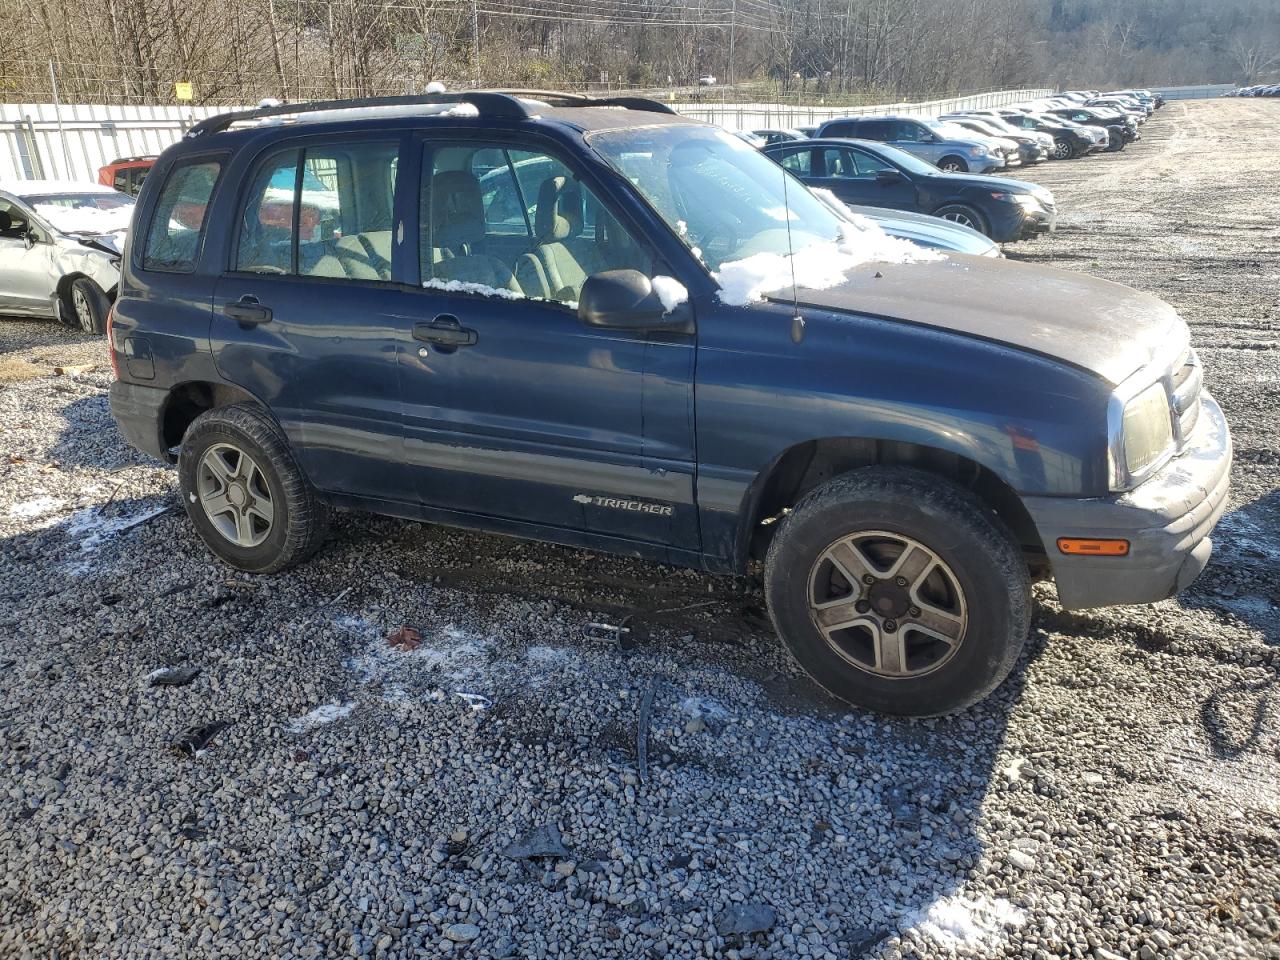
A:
764;467;1030;716
179;403;330;573
65;277;108;335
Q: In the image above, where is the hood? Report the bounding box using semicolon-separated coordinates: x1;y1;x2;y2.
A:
72;231;124;256
782;254;1184;384
935;171;1040;195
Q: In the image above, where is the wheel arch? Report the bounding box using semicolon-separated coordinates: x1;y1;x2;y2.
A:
160;380;266;453
736;436;1045;574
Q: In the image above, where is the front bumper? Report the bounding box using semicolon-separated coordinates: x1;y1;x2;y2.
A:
110;380;172;462
1023;393;1232;610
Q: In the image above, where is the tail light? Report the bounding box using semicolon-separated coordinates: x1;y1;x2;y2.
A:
106;303;120;379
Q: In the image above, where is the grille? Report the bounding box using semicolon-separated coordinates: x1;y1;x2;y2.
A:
1170;347;1203;447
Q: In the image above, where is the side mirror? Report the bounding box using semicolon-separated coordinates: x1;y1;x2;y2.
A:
578;270;690;332
875;168;904;186
22;230;34;250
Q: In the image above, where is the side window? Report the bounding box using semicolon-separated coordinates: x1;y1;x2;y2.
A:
826;121;856;138
141;158;221;272
895;122;929;142
778;150;812;175
0;200;29;239
848;148;896;176
859;120;893;141
235;141;399;281
422;144;652;306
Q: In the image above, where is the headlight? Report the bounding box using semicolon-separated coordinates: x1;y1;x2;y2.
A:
967;145;986;157
1108;380;1175;490
1012;194;1043;211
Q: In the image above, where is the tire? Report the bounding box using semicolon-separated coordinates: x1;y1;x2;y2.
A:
177;403;331;574
763;467;1030;716
937;155;969;173
65;278;108;335
933;203;989;237
1052;137;1076;160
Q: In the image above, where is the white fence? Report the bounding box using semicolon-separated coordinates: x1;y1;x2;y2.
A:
1149;84;1236;100
1;87;1055;184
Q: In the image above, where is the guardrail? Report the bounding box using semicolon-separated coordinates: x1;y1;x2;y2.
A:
1;88;1055;183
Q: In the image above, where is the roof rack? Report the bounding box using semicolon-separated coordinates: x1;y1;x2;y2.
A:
185;89;676;139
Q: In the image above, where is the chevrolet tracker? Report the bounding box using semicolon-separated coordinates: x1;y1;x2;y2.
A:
108;91;1231;715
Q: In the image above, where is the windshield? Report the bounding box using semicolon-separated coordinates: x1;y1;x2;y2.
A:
589;124;845;271
25;192;134;235
942;119;993;139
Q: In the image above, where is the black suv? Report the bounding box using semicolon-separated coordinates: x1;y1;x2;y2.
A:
110;92;1231;716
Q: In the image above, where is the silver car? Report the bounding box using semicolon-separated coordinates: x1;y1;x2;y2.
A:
0;180;133;334
812;114;1004;174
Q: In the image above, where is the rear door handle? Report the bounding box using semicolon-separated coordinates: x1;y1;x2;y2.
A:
413;315;477;347
224;296;272;326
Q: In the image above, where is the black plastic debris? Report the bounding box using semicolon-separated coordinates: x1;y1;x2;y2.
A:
501;823;570;860
715;902;776;936
149;666;200;687
172;721;230;757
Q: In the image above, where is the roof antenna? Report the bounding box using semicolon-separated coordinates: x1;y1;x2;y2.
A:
781;166;805;345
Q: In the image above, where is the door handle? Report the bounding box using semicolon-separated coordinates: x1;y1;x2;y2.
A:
413;315;477;347
224;296;272;325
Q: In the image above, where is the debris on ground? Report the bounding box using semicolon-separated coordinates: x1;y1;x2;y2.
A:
171;721;230;757
386;625;422;651
501;823;570;860
715;902;777;936
147;665;200;687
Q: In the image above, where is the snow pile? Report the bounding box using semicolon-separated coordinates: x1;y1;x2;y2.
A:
33;203;132;237
651;274;688;313
441;102;480;118
425;81;447;94
904;895;1025;949
421;278;525;300
714;221;943;307
286;701;355;733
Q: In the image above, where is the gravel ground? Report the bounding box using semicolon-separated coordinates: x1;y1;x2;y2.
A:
1;98;1277;960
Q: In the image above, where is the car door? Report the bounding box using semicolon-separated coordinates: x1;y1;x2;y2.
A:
0;199;58;315
210;135;418;505
810;147;917;211
891;120;941;164
396;135;699;552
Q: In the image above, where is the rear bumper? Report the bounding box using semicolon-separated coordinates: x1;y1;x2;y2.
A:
109;380;172;462
1023;393;1232;610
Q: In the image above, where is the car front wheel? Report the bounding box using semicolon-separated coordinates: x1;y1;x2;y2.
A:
933;203;989;237
65;278;108;335
937;155;969;173
178;403;330;574
1052;138;1076;160
764;468;1030;716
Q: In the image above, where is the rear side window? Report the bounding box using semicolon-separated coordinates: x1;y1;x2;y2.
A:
141;159;221;272
778;149;812;175
234;141;399;281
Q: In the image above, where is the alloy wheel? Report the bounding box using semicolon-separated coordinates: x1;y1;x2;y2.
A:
1053;140;1072;159
807;530;968;679
72;287;94;332
196;443;275;547
941;210;977;229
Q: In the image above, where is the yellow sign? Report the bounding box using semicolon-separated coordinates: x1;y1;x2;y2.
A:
174;82;193;101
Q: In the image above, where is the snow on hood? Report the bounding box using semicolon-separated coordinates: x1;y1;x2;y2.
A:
33;203;132;238
714;219;944;307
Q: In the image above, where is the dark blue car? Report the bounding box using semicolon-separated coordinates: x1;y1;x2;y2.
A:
762;137;1056;242
109;91;1230;715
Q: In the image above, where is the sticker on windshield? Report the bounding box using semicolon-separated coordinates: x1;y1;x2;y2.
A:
572;494;673;517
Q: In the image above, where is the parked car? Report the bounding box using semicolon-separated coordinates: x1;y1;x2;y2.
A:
110;91;1229;716
813;115;1004;173
0;180;134;332
994;110;1107;158
98;155;157;197
930;118;1024;168
1045;106;1133;150
762;137;1055;242
697;74;717;86
843;202;1001;257
751;128;808;145
940;115;1049;165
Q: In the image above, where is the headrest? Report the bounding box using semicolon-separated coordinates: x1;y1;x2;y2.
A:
534;176;583;242
0;211;11;232
430;170;485;248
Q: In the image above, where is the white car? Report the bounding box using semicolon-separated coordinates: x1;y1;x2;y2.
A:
0;180;134;333
697;74;717;86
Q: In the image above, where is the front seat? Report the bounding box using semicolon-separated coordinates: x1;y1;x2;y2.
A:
425;171;521;292
520;176;605;302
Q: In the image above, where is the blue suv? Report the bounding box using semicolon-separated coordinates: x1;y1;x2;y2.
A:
109;92;1231;715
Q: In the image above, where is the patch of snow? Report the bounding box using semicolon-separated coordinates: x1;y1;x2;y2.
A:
1000;756;1027;783
425;81;447;94
8;496;62;519
675;219;688;238
713;223;943;307
441;102;480;118
286;702;355;734
62;503;168;571
651;275;688;314
904;895;1025;949
455;692;492;712
525;645;571;667
421;278;524;300
680;696;730;722
33;203;132;238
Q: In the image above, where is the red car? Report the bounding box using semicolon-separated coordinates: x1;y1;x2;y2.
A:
97;156;156;197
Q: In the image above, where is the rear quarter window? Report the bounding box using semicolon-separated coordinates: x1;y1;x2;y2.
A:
141;159;222;272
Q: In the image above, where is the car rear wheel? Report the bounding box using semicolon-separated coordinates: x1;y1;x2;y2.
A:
937;155;969;173
764;468;1030;716
1052;138;1076;160
65;278;108;335
178;403;330;574
933;204;989;237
